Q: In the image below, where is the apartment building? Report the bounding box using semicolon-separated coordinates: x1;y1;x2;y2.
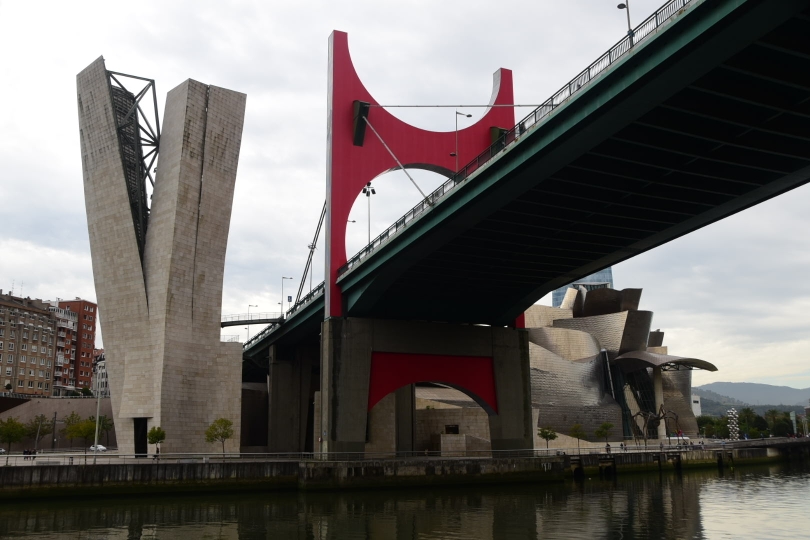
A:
58;298;98;392
47;303;78;395
0;290;57;396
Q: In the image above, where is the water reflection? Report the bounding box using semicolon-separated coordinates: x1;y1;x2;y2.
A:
0;464;807;539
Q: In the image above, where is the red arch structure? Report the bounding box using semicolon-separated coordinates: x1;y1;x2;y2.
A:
325;30;516;317
368;351;498;414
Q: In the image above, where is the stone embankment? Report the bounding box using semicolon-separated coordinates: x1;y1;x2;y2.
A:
1;439;808;499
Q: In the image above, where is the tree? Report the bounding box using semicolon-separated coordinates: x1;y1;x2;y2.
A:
569;423;586;454
148;426;166;455
537;427;558;449
61;412;82;448
80;387;93;397
205;418;234;456
0;417;26;454
594;422;614;443
66;419;98;463
24;414;53;450
765;409;781;429
98;416;114;446
4;383;11;391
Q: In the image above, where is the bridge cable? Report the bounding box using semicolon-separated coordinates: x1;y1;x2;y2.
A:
295;200;326;305
362;117;432;206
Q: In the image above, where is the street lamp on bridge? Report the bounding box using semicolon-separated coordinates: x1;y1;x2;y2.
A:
451;110;473;173
246;304;258;341
281;277;293;315
617;2;634;44
362;182;376;245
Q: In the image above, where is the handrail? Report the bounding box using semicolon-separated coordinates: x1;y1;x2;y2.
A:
242;281;325;351
337;0;696;277
221;312;282;322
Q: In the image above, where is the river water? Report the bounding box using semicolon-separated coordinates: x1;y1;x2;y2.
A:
1;463;808;539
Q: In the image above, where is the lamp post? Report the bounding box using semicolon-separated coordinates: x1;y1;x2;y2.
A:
617;2;634;44
281;277;293;315
246;304;258;341
92;361;101;465
452;111;473;173
361;183;376;245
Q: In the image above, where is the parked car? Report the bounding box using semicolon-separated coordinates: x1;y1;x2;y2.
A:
0;448;5;454
89;445;107;452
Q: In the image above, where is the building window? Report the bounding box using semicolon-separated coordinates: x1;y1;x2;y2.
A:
0;342;4;350
7;343;13;351
38;370;44;378
45;371;50;378
0;329;3;337
19;356;25;364
17;368;23;375
28;370;33;376
45;383;49;390
39;358;44;365
37;382;42;389
32;345;37;353
47;360;51;367
20;344;26;351
4;368;10;376
7;355;13;363
17;380;22;387
27;381;33;388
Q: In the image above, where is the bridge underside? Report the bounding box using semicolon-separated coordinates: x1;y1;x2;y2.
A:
339;0;810;326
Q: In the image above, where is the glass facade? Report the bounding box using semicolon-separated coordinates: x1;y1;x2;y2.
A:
551;267;615;307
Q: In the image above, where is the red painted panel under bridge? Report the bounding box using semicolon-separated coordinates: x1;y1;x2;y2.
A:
368;351;498;413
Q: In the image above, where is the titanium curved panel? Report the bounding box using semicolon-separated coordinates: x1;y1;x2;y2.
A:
527;327;600;362
529;343;622;441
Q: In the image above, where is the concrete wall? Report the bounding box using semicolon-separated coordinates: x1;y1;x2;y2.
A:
77;58;246;454
319;318;534;456
0;398;116;449
415;408;490;452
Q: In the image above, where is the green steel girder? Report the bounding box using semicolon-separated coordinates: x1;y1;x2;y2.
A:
335;0;810;326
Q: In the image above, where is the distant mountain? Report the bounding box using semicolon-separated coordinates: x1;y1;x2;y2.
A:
692;388;745;406
694;382;810;407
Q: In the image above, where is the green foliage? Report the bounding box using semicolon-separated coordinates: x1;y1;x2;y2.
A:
205;418;234;454
61;412;82;443
569;423;586;452
65;419;97;449
24;414;52;447
594;422;614;442
80;387;93;397
537;427;558;448
147;426;166;447
0;417;26;452
4;384;11;391
772;418;794;437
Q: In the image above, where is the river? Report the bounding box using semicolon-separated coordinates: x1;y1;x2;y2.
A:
1;462;808;539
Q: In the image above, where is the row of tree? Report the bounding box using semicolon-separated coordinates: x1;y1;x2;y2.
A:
697;407;800;439
146;418;235;455
537;422;615;449
0;412;114;453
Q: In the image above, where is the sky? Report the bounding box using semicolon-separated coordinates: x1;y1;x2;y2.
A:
0;0;808;388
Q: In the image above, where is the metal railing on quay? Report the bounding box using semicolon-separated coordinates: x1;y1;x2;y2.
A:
0;439;780;467
337;0;696;278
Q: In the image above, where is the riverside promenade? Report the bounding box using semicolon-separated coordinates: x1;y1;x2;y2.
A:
1;438;808;500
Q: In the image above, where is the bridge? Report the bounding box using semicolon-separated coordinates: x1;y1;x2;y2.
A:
221;312;283;328
245;0;810;361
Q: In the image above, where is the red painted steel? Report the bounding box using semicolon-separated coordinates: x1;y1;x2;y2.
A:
325;30;515;317
368;351;498;413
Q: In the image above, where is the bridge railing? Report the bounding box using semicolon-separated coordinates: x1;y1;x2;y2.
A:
337;0;696;278
222;312;282;323
243;281;326;350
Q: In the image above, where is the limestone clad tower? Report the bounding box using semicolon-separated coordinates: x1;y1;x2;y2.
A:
76;57;246;454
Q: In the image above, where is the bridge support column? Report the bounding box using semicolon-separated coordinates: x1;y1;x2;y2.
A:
318;317;534;458
654;366;666;441
267;342;319;453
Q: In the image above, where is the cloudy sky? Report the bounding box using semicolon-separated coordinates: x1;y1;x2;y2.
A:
1;0;808;388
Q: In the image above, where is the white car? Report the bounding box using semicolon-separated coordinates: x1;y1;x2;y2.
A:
0;448;5;454
89;445;107;452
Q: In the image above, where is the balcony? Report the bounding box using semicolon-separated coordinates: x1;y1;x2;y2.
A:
58;332;66;338
57;341;65;347
54;370;63;377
